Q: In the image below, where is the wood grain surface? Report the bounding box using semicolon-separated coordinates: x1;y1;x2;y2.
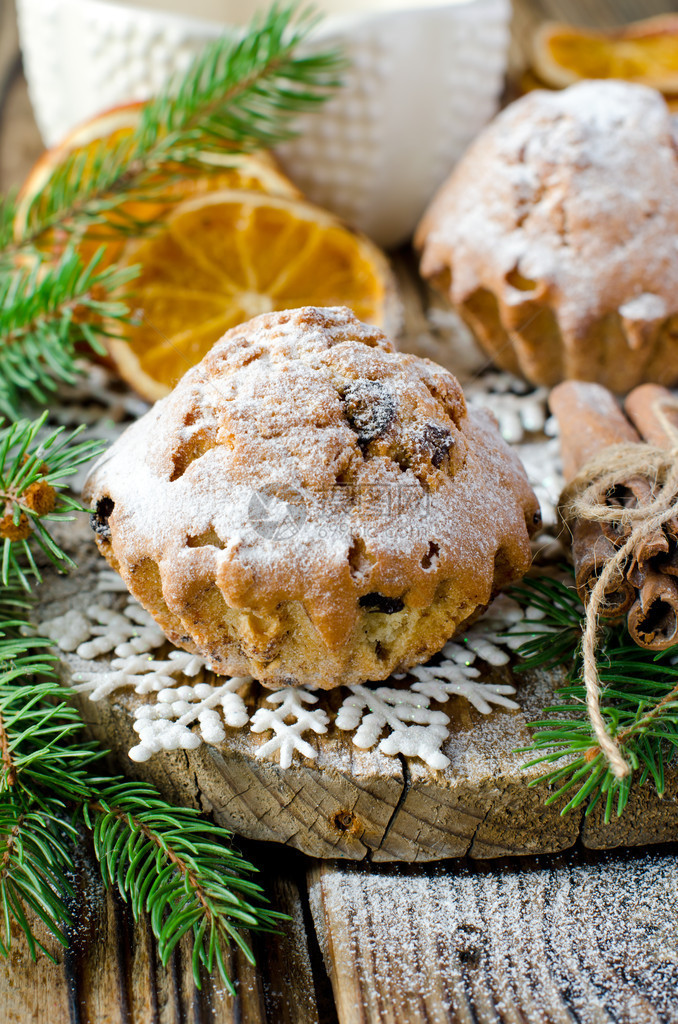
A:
309;849;678;1024
4;0;678;1020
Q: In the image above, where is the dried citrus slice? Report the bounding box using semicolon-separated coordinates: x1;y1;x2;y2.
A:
533;15;678;92
108;189;401;401
14;101;300;267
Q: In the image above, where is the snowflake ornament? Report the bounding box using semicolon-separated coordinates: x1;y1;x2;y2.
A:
130;676;251;762
36;599;166;661
38;568;535;771
336;685;451;769
250;688;330;769
439;594;525;668
408;670;519;715
73;649;213;700
380;723;451;768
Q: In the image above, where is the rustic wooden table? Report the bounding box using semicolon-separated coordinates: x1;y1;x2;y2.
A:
3;1;678;1022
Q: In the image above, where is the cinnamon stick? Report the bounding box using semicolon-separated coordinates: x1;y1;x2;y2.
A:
550;382;645;613
572;519;635;620
627;570;678;650
551;381;678;650
624;383;678;544
550;382;640;483
549;381;663;547
624;383;678;449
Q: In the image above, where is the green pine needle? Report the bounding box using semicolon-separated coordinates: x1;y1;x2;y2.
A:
0;618;286;987
0;415;287;985
0;192;17;257
84;784;284;992
0;803;76;960
0;413;106;586
0;250;137;419
513;573;678;822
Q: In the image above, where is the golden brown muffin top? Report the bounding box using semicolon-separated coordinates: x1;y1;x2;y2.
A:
85;306;539;651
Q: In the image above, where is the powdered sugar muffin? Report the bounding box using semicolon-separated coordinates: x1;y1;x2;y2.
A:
416;80;678;393
84;306;539;690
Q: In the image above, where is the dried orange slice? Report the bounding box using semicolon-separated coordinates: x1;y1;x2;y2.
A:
533;15;678;91
14;101;300;267
108;189;401;401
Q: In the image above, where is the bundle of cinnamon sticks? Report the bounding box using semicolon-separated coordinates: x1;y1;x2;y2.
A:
551;381;678;651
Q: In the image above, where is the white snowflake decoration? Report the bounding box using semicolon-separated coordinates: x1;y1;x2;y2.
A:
465;372;552;445
72;650;208;700
36;569;538;771
130;677;250;762
409;672;519;715
34;599;166;660
439;594;526;667
250;688;330;769
337;685;451;769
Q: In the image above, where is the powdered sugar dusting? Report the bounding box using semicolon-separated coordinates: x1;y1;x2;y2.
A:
83;306;538;688
620;292;667;322
419;80;678;381
311;852;678;1022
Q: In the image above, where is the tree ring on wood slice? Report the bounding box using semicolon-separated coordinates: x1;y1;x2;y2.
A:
35;529;678;863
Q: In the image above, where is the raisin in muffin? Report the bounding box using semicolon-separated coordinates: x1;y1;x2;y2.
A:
84;306;539;689
416;80;678;393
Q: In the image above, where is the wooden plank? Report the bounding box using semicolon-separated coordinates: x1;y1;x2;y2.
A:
254;866;322;1024
0;911;73;1024
63;837;269;1024
64;852;132;1024
309;850;678;1024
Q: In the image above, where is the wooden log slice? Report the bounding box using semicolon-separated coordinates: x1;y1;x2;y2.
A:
36;525;678;863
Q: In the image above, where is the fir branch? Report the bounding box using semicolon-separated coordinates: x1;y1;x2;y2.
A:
0;414;106;587
0;251;137;418
144;3;342;149
509;574;582;670
0;192;17;254
514;574;678;821
0;650;282;983
84;784;283;991
0;803;75;960
0;533;283;986
0;582;31;622
15;3;343;252
0;637;97;801
0;632;284;984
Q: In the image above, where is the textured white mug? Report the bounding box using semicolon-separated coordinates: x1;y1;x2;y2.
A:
16;0;510;246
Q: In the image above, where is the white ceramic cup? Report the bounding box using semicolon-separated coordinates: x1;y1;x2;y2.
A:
16;0;510;246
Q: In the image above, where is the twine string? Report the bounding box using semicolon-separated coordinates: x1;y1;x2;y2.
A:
559;398;678;780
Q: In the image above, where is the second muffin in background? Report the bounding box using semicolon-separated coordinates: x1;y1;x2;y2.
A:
416;80;678;393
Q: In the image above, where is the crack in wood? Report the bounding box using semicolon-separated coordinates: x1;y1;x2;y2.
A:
370;755;410;861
